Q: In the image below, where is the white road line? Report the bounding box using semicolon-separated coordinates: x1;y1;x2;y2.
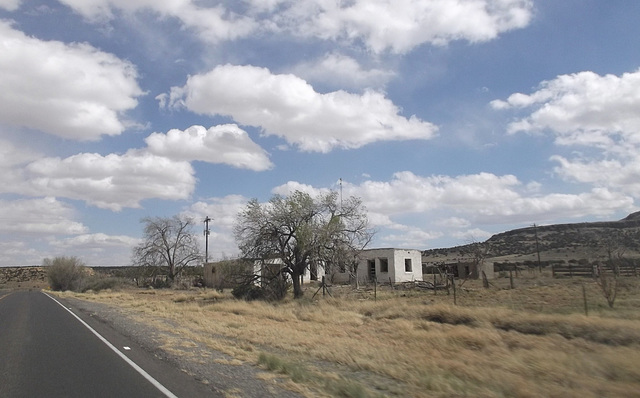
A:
0;292;14;301
43;292;179;398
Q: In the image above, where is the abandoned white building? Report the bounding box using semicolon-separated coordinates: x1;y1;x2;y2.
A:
204;248;424;288
326;248;423;284
421;259;495;280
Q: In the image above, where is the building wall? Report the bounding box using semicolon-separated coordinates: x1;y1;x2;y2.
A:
479;262;495;279
203;260;255;288
325;268;351;284
203;262;220;288
206;249;427;289
421;259;496;280
357;248;423;283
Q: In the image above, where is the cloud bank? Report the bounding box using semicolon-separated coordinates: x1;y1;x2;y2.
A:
59;0;532;53
163;64;437;152
492;69;640;198
0;21;144;140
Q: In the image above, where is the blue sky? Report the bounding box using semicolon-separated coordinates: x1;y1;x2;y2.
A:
1;0;640;266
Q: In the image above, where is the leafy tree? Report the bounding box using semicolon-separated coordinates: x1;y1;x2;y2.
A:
132;215;202;281
234;190;374;298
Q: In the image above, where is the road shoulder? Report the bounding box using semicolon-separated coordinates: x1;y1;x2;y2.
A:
53;293;302;398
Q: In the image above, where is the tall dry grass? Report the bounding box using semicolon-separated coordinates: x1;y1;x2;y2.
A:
56;275;640;397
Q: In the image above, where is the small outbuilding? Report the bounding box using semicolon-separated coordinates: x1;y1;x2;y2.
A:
356;248;423;284
205;248;425;289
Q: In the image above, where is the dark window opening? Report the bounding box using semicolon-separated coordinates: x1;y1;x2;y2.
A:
368;259;376;281
405;258;412;272
379;258;389;273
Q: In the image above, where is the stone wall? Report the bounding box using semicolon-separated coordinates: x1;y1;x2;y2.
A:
0;267;47;284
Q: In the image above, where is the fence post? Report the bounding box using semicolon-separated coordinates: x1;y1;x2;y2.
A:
433;273;437;296
509;268;514;289
374;276;377;302
582;283;588;317
450;275;457;305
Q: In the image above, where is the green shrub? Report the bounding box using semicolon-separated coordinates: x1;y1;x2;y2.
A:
257;352;311;383
80;276;123;292
324;377;369;398
45;256;87;291
232;283;264;301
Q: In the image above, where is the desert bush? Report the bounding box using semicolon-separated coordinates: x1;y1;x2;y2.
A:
80;276;125;292
595;264;618;308
490;313;640;346
257;352;311;383
45;256;87;291
173;294;195;303
324;377;368;398
232;283;264;301
231;271;291;301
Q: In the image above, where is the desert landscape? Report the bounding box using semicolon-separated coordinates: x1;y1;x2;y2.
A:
42;272;640;398
3;214;640;397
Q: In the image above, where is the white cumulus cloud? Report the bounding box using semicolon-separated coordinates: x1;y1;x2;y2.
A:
163;64;437;152
51;233;139;250
0;0;20;11
491;69;640;139
58;0;256;42
57;0;533;53
145;125;273;171
0;197;87;235
492;68;640;199
291;53;395;90
251;0;533;53
346;171;633;225
0;21;144;140
23;150;195;211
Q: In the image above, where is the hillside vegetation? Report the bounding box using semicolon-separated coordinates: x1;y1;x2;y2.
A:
424;212;640;264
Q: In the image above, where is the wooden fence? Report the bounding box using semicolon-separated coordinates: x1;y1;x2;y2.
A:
552;262;639;278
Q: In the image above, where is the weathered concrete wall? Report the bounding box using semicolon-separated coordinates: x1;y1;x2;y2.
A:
358;248;424;283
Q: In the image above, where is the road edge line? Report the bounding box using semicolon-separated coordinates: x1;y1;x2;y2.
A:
43;291;179;398
0;292;14;301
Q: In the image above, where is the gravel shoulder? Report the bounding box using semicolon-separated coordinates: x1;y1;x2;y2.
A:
60;295;303;398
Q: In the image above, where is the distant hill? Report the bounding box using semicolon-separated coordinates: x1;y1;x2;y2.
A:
423;212;640;264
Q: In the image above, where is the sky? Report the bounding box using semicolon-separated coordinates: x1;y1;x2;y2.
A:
1;0;640;266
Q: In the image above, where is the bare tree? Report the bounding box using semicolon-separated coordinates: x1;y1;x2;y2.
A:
603;230;627;276
132;215;202;281
595;263;618;308
465;236;490;279
234;190;374;299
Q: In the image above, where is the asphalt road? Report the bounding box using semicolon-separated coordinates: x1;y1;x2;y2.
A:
0;290;218;398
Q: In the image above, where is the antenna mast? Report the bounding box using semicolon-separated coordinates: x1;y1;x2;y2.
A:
204;216;211;263
339;178;343;209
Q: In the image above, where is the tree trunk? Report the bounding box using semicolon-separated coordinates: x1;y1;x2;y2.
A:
292;272;303;298
168;262;175;281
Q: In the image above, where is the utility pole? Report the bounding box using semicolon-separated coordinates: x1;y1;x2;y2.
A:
204;216;211;264
339;178;343;209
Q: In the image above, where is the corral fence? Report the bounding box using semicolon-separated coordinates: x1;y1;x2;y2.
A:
551;260;640;278
493;261;557;275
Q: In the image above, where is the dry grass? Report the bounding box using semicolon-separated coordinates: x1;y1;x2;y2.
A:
55;274;640;398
